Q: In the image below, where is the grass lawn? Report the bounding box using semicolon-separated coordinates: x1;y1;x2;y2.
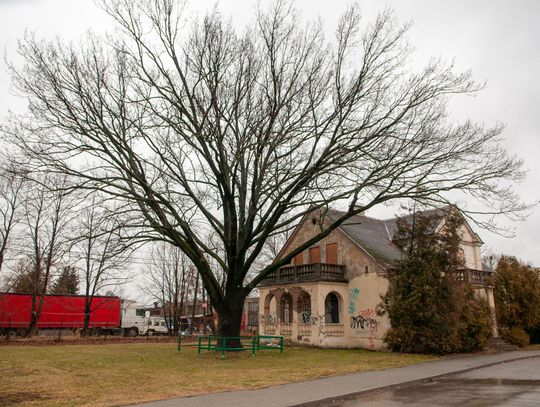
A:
0;342;437;406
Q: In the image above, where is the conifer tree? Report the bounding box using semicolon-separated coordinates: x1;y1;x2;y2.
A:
380;207;492;354
50;266;80;295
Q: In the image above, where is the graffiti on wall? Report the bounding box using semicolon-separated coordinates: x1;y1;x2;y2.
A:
350;314;377;330
350;308;379;348
348;288;360;315
300;311;312;324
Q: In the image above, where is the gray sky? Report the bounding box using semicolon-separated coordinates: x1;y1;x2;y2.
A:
1;0;539;267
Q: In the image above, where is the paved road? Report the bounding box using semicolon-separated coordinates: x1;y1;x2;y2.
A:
134;351;540;407
331;357;540;407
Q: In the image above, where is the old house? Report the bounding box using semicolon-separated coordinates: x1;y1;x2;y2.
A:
258;207;496;350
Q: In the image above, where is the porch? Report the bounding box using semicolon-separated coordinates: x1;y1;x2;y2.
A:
259;283;347;341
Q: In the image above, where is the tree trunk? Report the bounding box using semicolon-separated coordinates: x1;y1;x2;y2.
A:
190;274;199;334
216;295;246;349
82;301;91;336
25;294;44;337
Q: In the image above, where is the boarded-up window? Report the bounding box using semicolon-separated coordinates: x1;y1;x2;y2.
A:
309;247;321;264
326;243;338;264
294;252;304;265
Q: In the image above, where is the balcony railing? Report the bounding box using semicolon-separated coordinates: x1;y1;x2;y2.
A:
298;324;312;336
325;323;345;337
259;263;347;286
280;323;293;337
264;323;276;335
450;268;493;287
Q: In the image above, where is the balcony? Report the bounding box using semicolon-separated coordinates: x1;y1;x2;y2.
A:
258;263;347;286
450;268;494;287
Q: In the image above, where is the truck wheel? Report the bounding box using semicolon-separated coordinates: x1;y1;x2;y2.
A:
146;329;156;336
126;327;139;337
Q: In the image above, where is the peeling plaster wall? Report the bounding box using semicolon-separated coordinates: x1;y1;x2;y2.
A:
346;274;390;350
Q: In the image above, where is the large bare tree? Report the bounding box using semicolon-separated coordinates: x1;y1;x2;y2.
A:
3;0;525;341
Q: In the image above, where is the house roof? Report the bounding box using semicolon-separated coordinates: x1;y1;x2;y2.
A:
326;206;462;267
381;207;449;238
326;209;405;266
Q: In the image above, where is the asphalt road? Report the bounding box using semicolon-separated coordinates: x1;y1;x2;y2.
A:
335;357;540;406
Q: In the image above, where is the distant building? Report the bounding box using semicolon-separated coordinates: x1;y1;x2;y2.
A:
258;207;496;350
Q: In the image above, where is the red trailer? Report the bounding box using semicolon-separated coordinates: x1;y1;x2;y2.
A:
0;292;121;335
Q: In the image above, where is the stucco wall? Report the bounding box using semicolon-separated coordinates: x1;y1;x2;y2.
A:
439;219;483;270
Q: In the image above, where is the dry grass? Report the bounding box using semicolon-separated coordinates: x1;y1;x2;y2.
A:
0;342;437;406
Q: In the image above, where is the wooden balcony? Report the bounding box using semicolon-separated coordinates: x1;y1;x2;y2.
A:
450;268;494;287
258;263;346;286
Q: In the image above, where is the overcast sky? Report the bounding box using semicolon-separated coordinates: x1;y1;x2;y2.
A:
1;0;539;269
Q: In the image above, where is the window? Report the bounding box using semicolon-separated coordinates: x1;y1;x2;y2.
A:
324;293;340;323
248;301;259;327
309;246;321;263
326;243;338;264
298;291;311;324
135;309;145;317
294;252;304;265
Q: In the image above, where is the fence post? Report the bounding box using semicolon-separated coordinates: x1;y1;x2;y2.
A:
221;337;226;359
280;336;284;353
178;335;182;352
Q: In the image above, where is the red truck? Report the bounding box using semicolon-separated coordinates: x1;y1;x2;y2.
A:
0;292;122;336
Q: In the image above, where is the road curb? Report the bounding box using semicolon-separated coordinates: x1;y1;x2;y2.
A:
292;353;540;407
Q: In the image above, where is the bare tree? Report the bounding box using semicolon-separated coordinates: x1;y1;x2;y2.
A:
0;169;24;273
72;195;130;335
141;242;194;335
21;176;74;336
3;1;526;341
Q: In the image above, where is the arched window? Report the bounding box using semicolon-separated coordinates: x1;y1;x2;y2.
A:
264;293;277;324
325;293;340;323
297;291;312;324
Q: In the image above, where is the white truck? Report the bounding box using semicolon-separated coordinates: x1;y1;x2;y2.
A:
121;301;169;336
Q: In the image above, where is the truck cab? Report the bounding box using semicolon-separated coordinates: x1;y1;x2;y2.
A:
121;301;168;336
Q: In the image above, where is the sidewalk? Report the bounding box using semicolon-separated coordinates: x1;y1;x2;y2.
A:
134;350;540;407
